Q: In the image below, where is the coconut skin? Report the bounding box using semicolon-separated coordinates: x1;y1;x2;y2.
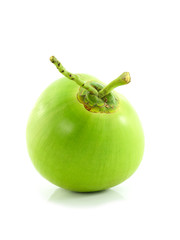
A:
26;59;144;192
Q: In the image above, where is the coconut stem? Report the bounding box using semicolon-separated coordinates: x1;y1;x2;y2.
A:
50;56;98;95
98;72;131;98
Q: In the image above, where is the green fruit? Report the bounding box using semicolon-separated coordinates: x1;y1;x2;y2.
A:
26;56;144;192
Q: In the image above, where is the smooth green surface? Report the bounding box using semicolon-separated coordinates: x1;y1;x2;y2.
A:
26;74;144;192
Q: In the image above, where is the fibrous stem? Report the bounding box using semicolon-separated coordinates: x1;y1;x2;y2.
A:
50;56;98;95
98;72;131;98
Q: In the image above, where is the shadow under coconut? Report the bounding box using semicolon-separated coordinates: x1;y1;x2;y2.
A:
48;187;126;208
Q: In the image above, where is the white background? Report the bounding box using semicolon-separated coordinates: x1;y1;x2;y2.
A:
0;0;180;239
